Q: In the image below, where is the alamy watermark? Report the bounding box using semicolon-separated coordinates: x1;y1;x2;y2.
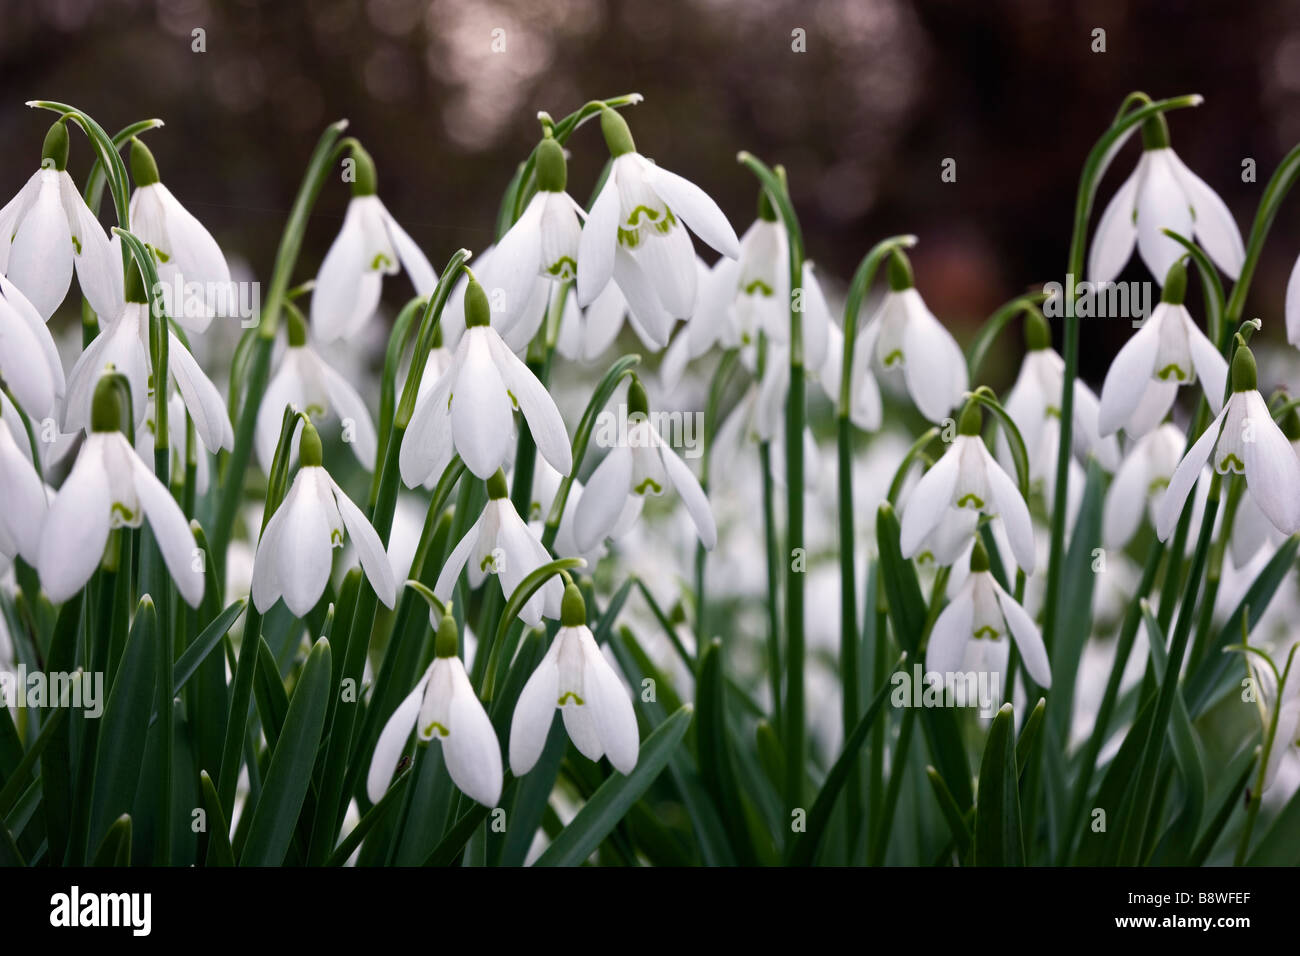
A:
0;666;103;718
1043;274;1153;327
891;664;1002;718
593;404;704;459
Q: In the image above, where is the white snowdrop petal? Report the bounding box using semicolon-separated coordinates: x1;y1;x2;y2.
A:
318;356;378;470
577;178;620;307
486;332;572;475
643;162;740;259
1168;150;1245;279
366;674;427;803
899;449;960;559
1098;319;1161;436
330;476;397;608
509;639;561;776
37;438;111;604
996;585;1051;688
442;664;503;807
1088;165;1140;283
8;172;73;320
311;202;369;342
130;449;203;607
1155;406;1224;540
659;438;717;549
450;330;513;479
984;451;1036;574
574;445;634;553
1242;392;1300;534
926;584;974;677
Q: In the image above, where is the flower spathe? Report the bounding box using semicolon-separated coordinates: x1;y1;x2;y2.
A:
367;611;502;808
926;542;1051;688
510;581;639;776
576;106;740;346
851;251;967;424
1156;345;1300;541
400;273;571;484
1098;264;1225;437
0;274;65;420
434;470;564;628
574;380;717;552
37;381;203;607
1089;115;1244;284
256;311;376;474
0;122;121;321
251;424;397;617
310;144;437;343
127;138;233;334
899;403;1036;574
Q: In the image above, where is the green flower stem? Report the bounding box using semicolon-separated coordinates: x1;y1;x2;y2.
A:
1118;475;1221;865
867;575;888;846
755;331;783;732
739;151;806;810
1236;646;1298;864
1224;140;1300;328
211;119;350;568
696;350;739;644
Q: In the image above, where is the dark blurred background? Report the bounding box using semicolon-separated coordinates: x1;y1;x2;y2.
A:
2;0;1297;388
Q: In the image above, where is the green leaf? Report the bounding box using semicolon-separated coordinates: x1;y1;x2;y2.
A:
1246;782;1300;865
328;763;413;866
926;766;972;857
88;596;158;855
0;708;66;816
90;814;132;866
533;706;693;867
696;640;758;865
787;654;906;865
40;591;83;865
199;771;235;867
1187;744;1255;866
974;703;1025;866
240;638;332;866
1016;697;1047;777
172;599;246;697
968;389;1031;499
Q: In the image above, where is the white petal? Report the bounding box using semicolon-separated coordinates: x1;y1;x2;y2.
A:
582;281;626;359
251;489;290;613
1168;150;1245;279
330;476;397;608
1242;392;1300;534
996;584;1051;688
611;248;674;347
1185;319;1227;416
433;515;482;603
168;332;234;453
442;662;503;807
1135;150;1194;283
574;445;633;552
577;177;620;307
130;448;203;607
1088;164;1140;283
317;355;378;470
311;201;371;342
629;221;697;318
61;173;122;321
486;332;572;475
481;194;544;331
1098;318;1160;436
899;449;960;558
0;424;47;563
508;638;560;775
37;436;110;603
984;448;1036;574
926;582;974;676
899;292;967;422
582;633;639;773
380;202;438;296
257;349;305;474
659;439;716;549
1288;253;1300;348
643;161;740;258
450;329;513;479
1155;406;1224;540
365;671;428;803
399;371;453;488
277;470;334;616
1102;444;1151;550
8;171;73;320
799;261;832;374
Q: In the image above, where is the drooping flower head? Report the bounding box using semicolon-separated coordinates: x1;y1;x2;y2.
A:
367;607;502;808
0;119;121;320
576;106;740;348
1156;343;1300;540
251;421;397;617
0;394;47;565
0;274;65;421
37;376;204;607
310;141;438;342
1089;111;1244;285
510;578;640;776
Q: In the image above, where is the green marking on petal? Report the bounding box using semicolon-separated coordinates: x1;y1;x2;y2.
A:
546;256;578;278
1156;363;1188;382
506;388;518;409
305;403;326;417
956;493;985;510
1045;405;1061;419
626;205;661;226
1146;477;1170;495
71;235;82;256
972;625;1001;640
743;279;774;297
110;502;136;525
916;550;935;566
557;692;585;706
422;721;449;738
370;252;393;271
882;349;904;367
617;227;641;249
633;477;663;495
330;529;344;547
479;553;500;573
1218;453;1245;474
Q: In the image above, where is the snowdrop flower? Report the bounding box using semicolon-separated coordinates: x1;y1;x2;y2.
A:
1254;646;1300;793
510;580;639;775
1102;423;1186;550
251;423;397;617
0;400;47;564
37;378;203;607
310;143;437;342
127;139;232;334
0;275;64;419
256;308;376;473
900;403;1036;574
851;250;967;424
367;609;502;807
1228;409;1300;566
434;469;564;628
1000;311;1119;493
575;378;717;552
1156;344;1300;540
1098;262;1226;436
1089;113;1244;284
576;106;740;347
530;459;601;565
64;271;233;456
400;273;571;484
0;120;120;320
479;133;585;334
138;393;211;494
927;541;1051;687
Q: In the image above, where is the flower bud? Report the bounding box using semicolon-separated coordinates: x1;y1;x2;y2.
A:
464;271;491;328
486;468;509;500
627;377;649;419
1230;342;1257;394
1024;308;1051;351
434;609;460;658
561;579;586;627
887;249;914;292
957;400;982;436
90;376;124;433
970;537;990;573
536;134;567;193
349;142;378;197
1140;112;1171;150
1160;259;1187;305
287;306;309;347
